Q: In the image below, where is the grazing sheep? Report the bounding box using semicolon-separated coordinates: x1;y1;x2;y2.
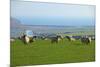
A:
65;36;75;41
91;36;95;40
10;38;15;42
29;37;34;43
43;37;48;40
50;35;63;43
41;36;47;40
21;35;33;44
81;36;91;44
33;36;37;39
51;36;58;43
21;35;27;44
57;35;63;41
88;35;95;40
25;35;30;44
33;36;37;41
70;37;76;41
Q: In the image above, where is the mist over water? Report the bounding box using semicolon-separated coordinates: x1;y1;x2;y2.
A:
17;17;95;26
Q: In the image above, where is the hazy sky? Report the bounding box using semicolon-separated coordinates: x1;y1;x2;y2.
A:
11;1;95;26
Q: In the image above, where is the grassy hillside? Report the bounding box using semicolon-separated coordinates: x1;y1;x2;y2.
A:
10;38;95;66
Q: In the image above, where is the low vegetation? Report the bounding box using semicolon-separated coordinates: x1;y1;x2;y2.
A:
10;38;95;66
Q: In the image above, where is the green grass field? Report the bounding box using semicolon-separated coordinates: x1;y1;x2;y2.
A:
10;38;95;66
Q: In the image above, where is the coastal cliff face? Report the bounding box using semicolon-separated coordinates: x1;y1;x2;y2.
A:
10;17;23;38
10;17;21;28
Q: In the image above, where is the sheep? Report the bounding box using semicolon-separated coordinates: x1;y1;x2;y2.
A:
65;36;75;41
51;36;59;43
81;36;91;44
21;35;33;44
50;35;63;43
10;38;15;42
